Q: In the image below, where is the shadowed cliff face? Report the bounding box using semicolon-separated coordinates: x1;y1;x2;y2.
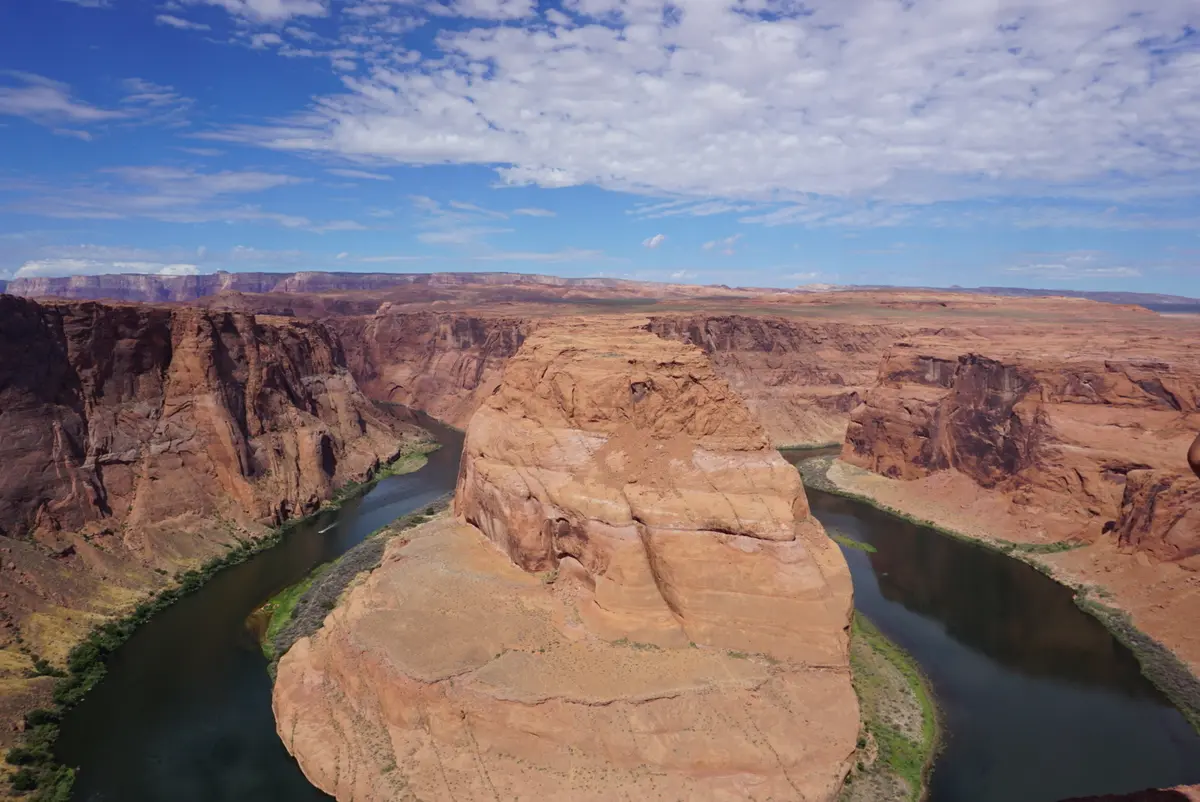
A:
327;308;531;428
0;296;416;670
845;333;1200;564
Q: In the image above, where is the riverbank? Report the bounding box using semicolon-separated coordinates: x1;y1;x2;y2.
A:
840;613;938;802
2;437;439;802
257;497;451;671
798;455;1200;735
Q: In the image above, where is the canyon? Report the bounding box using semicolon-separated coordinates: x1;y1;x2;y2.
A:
0;294;423;741
1;272;1198;800
272;317;859;801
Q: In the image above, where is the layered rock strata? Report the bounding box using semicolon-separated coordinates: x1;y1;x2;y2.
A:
274;317;858;801
647;315;913;446
329;308;531;428
0;296;418;667
844;331;1200;565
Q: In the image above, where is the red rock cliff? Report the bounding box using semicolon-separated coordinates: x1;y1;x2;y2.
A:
328;307;531;428
273;316;858;801
844;330;1200;565
647;314;910;446
0;295;418;666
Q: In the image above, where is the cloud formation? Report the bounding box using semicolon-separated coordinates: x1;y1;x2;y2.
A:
156;14;211;30
186;0;327;23
642;233;666;249
213;0;1200;211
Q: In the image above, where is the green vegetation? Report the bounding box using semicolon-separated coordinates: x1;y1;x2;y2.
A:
4;438;438;799
831;533;878;553
840;613;938;802
260;498;451;673
259;564;332;661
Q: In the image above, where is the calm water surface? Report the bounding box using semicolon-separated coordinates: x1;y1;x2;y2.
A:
782;452;1200;802
56;414;464;802
55;438;1200;801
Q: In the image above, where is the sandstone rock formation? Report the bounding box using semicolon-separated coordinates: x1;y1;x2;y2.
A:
647;315;912;446
329;309;530;428
844;330;1200;566
0;295;419;667
274;317;858;801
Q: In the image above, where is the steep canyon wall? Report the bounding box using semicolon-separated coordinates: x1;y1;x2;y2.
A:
0;295;418;671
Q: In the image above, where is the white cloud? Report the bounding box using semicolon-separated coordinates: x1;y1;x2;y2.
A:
336;251;349;259
57;0;110;6
15;259;199;278
642;233;666;249
357;254;427;262
512;207;556;217
251;33;284;49
186;0;327;23
156;14;211;30
327;168;393;181
670;269;697;280
178;147;224;157
702;233;741;255
8;166;364;231
216;0;1200;216
52;128;93;141
1004;252;1143;280
0;73;125;125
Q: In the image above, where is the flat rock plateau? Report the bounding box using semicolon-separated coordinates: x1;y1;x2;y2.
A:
272;317;859;801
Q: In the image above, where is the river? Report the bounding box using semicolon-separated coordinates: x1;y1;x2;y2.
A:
54;431;1200;801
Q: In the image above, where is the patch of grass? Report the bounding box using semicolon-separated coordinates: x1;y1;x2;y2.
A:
831;533;878;553
841;613;938;802
259;565;332;661
5;437;440;799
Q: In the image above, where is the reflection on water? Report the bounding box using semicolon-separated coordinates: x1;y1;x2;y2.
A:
56;415;464;802
780;451;1200;802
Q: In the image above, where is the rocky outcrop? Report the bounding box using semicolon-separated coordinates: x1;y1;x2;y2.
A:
0;296;419;665
274;317;858;801
844;331;1200;564
328;308;531;428
646;315;918;446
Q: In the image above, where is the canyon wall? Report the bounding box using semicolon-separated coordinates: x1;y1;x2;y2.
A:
273;316;858;801
0;296;419;667
328;308;532;428
844;330;1200;565
647;315;908;446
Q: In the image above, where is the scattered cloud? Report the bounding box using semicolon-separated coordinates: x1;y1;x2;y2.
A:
669;269;697;280
213;0;1200;219
642;233;666;249
512;207;556;217
0;72;125;126
177;147;225;157
155;14;211;30
327;168;393;181
703;234;741;255
15;259;199;278
1002;251;1146;281
185;0;328;23
57;0;110;6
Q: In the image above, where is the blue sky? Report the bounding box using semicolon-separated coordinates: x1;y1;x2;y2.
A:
1;0;1199;293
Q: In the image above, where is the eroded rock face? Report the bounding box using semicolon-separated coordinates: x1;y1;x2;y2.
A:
329;308;531;428
647;315;911;447
0;296;417;663
845;332;1200;564
274;317;858;801
457;317;854;662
